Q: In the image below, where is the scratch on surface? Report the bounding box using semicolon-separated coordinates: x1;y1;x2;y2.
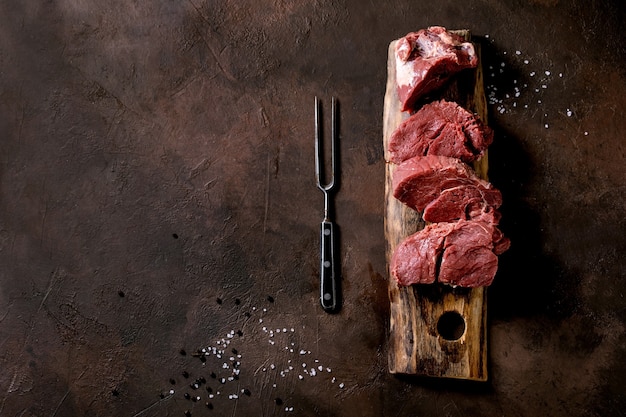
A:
38;268;61;314
0;368;19;414
51;389;70;417
187;0;237;83
50;370;86;417
258;107;269;127
0;303;11;323
189;158;211;180
170;72;202;99
254;358;271;376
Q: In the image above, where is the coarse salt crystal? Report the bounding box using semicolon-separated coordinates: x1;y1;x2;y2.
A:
524;60;529;64
339;383;345;389
566;109;572;117
515;50;521;55
545;70;551;76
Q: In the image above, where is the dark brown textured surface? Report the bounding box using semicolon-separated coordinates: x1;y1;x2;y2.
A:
0;1;625;416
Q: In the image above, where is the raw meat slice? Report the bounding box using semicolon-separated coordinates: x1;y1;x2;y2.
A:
422;184;501;223
390;222;455;286
438;219;499;287
392;155;499;216
391;216;509;287
387;100;493;164
395;27;478;112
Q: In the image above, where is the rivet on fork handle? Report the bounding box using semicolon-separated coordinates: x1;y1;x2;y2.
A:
315;96;339;313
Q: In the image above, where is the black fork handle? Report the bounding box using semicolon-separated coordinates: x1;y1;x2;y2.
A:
320;219;337;312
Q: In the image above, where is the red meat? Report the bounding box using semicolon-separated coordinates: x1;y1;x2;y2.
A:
388;100;493;164
392;155;501;223
395;27;477;112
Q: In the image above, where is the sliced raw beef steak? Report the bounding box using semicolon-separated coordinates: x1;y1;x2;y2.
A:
395;27;477;112
422;184;501;223
392;155;501;222
390;222;455;286
391;215;510;287
438;216;510;287
388;100;493;164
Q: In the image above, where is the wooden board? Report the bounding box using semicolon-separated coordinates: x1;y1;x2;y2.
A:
384;30;490;380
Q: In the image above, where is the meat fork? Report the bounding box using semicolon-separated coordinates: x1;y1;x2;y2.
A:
315;96;339;312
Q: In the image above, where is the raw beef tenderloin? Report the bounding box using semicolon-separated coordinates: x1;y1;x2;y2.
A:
395;27;477;112
392;155;501;222
391;215;510;287
422;184;501;223
388;100;493;164
390;222;455;286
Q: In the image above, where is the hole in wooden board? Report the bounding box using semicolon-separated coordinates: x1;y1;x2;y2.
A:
437;311;466;341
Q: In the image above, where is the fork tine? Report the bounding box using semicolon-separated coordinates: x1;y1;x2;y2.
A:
315;96;336;191
330;96;336;189
315;96;321;187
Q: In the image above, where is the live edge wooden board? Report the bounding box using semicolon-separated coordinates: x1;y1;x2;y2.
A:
384;30;490;380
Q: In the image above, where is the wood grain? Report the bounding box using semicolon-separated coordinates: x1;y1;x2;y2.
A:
384;30;490;380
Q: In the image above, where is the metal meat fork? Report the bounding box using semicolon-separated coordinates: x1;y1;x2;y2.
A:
315;96;339;312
